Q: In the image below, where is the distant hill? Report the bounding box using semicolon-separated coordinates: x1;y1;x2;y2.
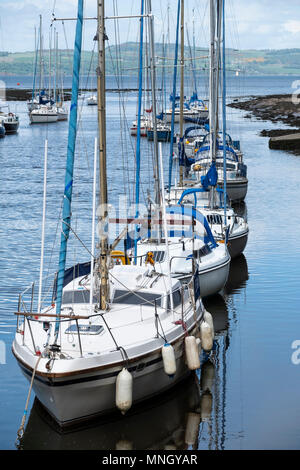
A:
1;43;300;77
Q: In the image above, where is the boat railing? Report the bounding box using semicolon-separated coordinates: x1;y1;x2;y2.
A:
18;271;57;319
14;280;196;359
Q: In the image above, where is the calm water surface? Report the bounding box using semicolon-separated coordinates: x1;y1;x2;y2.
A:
0;76;300;450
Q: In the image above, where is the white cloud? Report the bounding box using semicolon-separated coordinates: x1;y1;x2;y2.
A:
283;20;300;34
2;0;300;52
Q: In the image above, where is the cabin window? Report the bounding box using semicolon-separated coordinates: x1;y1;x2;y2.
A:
207;214;223;225
112;289;160;305
194;244;212;259
167;290;182;310
62;290;99;304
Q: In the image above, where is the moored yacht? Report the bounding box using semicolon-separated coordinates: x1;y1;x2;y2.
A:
29;105;58;124
129;205;231;297
168;187;249;259
56;105;68;121
190;134;248;202
87;94;97;105
130;115;151;137
13;264;207;426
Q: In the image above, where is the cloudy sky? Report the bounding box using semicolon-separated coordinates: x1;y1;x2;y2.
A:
1;0;300;52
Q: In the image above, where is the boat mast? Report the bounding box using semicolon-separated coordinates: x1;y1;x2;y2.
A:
179;0;184;186
221;0;227;225
209;0;222;209
134;0;145;262
39;15;42;95
97;0;109;310
147;0;160;205
32;26;39;104
168;0;180;191
54;0;83;338
209;0;216;167
215;0;222;135
48;30;52;101
192;8;197;96
54;30;58;103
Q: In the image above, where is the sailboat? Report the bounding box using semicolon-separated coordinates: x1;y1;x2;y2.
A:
13;0;212;428
28;15;58;124
166;0;248;262
188;0;247;203
133;0;230;297
190;132;248;203
53;31;68;121
168;187;248;259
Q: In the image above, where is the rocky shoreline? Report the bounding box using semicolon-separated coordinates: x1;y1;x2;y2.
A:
228;93;300;128
228;94;300;151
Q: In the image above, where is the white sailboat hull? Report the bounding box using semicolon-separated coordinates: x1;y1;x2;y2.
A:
16;345;191;427
198;257;230;297
173;256;230;297
164;110;209;123
13;309;201;428
12;265;205;428
57;109;68;121
30;113;58;124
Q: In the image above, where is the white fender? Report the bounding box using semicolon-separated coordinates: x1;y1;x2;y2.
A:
204;310;214;339
185;336;201;370
162;343;177;377
116;368;133;414
200;320;213;351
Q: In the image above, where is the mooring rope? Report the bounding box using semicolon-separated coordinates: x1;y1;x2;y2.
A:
15;354;42;446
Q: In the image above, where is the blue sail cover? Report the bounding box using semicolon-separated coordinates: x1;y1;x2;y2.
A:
55;0;83;333
184;125;205;138
177;187;226;209
53;261;92;300
166;205;217;248
169;93;180;102
196;144;238;162
201;162;218;190
189;92;198;103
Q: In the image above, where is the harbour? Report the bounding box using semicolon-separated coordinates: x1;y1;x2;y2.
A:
0;82;299;449
0;0;300;453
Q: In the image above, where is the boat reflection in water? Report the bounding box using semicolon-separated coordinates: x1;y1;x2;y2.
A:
224;253;249;296
18;255;248;451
